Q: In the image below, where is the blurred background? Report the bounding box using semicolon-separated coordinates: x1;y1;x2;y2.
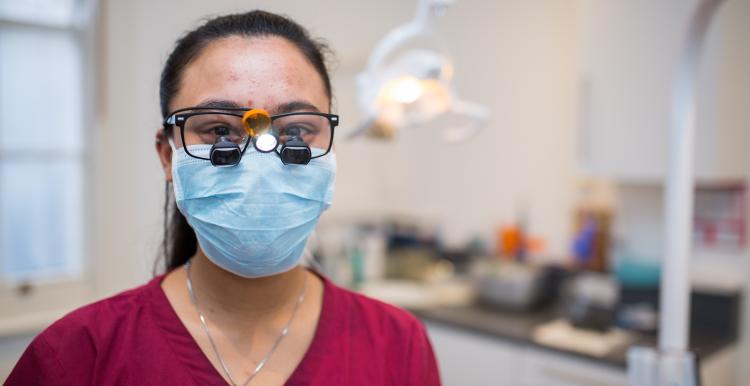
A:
0;0;749;385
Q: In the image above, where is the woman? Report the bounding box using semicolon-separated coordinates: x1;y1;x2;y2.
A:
6;10;441;386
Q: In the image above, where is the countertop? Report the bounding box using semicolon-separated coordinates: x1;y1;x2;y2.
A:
357;277;736;369
411;303;735;369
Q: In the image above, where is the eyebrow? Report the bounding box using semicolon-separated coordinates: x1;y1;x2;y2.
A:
273;101;321;114
194;99;244;109
191;99;321;114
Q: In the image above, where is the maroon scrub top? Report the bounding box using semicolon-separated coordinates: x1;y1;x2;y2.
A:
5;272;441;386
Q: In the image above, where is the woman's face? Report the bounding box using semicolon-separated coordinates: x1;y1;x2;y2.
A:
156;35;330;180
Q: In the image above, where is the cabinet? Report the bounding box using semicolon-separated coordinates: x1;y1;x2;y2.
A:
425;322;626;386
520;347;626;386
425;321;736;386
577;0;750;182
426;322;521;386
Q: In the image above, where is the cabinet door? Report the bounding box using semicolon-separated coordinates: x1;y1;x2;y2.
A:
521;346;627;386
578;0;749;181
425;323;522;386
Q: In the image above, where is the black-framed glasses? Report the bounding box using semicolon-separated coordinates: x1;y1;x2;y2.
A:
163;107;338;164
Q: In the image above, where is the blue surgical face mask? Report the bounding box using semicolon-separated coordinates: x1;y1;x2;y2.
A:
171;144;335;278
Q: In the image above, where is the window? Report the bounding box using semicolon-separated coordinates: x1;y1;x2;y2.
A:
0;1;95;284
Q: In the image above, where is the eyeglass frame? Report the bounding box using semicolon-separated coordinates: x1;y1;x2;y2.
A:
162;106;339;162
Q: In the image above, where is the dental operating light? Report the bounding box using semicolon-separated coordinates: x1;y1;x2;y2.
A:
350;0;489;142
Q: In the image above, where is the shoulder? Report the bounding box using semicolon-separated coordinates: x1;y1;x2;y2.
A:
5;277;165;385
40;276;163;345
321;276;427;338
317;277;441;385
27;275;167;363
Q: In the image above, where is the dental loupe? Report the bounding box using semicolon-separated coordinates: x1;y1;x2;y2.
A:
279;128;312;165
209;127;243;167
243;109;313;165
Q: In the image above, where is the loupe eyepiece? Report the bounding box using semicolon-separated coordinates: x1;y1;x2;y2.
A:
280;136;312;165
210;134;242;167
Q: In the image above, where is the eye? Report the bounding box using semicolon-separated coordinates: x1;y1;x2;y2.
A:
213;126;232;136
279;125;316;137
203;125;245;143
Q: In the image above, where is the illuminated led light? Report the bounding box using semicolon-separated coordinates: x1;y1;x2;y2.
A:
254;132;278;153
387;76;424;104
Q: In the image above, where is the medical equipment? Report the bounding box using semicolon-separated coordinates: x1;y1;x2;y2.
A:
209;126;243;167
171;145;336;277
627;1;725;385
350;0;488;142
163;108;339;166
279;131;313;165
242;108;278;153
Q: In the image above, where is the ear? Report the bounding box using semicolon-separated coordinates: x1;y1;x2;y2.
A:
155;129;173;182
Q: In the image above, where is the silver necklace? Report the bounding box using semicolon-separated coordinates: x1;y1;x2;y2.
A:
185;260;307;386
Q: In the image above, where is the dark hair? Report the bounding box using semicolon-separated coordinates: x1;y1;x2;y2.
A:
158;10;333;273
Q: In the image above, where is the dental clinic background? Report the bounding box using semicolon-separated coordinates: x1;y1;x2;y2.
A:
2;0;750;385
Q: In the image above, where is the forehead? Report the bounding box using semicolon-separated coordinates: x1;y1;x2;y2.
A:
171;35;329;114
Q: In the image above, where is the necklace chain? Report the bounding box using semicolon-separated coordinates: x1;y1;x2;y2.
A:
185;260;307;386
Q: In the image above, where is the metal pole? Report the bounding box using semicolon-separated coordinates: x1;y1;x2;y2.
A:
659;0;724;353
